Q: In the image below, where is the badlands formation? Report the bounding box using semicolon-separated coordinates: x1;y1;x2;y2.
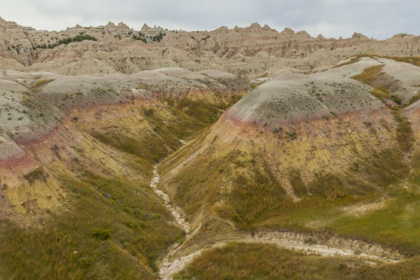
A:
1;17;420;78
1;16;420;279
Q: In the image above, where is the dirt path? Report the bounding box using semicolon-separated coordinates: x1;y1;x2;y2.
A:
150;166;189;234
149;167;403;280
158;231;403;280
149;165;195;279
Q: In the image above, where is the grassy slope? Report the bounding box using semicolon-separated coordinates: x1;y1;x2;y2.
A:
0;91;242;278
87;105;206;164
168;143;415;253
175;243;420;280
338;54;420;69
160;61;420;256
164;94;243;125
171;60;420;277
0;172;184;279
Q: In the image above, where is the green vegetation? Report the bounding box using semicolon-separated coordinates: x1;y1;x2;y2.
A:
166;98;226;124
165;123;420;256
344;55;420;107
352;65;384;85
339;54;420;68
341;55;420;107
333;57;361;68
175;243;420;280
331;191;420;255
250;83;259;89
369;55;420;67
394;111;414;152
0;172;184;279
90;131;171;164
223;162;288;226
132;32;147;43
23;167;48;184
409;93;420;105
325;152;420;255
370;88;391;99
30;79;55;91
34;34;97;50
91;228;111;241
171;142;410;228
151;32;166;42
88;106;205;164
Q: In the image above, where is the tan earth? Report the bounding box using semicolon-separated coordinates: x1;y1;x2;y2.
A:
2;16;420;279
1;17;420;79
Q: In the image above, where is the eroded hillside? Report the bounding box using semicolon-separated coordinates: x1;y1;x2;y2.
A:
2;16;420;280
0;66;249;279
158;56;420;264
1;17;420;79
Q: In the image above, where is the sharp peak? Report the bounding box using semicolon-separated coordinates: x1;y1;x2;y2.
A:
280;27;296;35
262;24;273;31
282;27;295;32
296;30;311;38
249;22;262;29
317;34;326;40
352;32;369;39
118;22;129;27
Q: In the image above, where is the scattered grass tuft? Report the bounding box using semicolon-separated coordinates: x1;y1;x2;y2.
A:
30;79;54;91
370;88;391;99
91;228;111;241
333;57;361;68
175;242;420;280
352;65;384;85
24;167;48;184
0;172;184;279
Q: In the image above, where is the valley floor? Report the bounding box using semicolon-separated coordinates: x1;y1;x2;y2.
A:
149;167;406;280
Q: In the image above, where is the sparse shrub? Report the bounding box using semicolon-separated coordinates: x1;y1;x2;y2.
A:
30;79;54;91
232;212;241;222
137;83;148;90
91;228;111;241
151;32;165;42
78;257;90;268
330;111;338;117
34;34;97;50
286;130;297;140
395;112;413;152
24;167;48;184
144;108;154;117
409;93;420;105
391;95;402;105
272;127;282;134
352;65;384;84
370;88;390;99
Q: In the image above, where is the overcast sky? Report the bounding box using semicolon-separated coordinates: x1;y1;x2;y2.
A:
1;0;419;40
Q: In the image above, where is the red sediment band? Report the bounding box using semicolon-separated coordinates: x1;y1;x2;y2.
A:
0;118;78;170
0;152;37;171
